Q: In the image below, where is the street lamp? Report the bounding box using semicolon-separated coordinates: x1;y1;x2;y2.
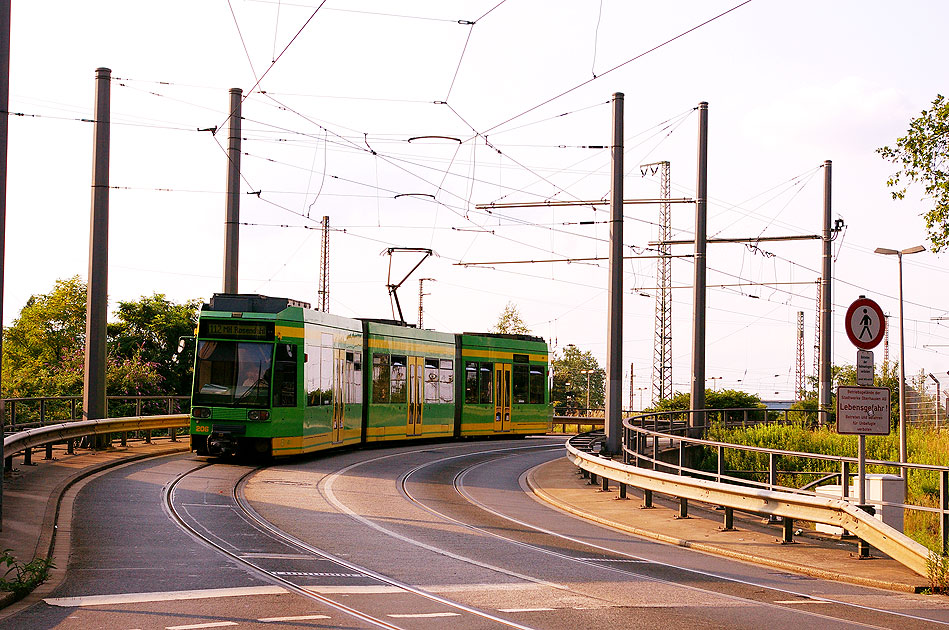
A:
874;244;925;479
709;376;723;391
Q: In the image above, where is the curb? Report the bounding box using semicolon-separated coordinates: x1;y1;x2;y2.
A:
0;442;191;617
525;463;926;594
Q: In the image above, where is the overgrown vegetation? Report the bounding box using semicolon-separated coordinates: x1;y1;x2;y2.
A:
698;421;949;552
0;550;54;600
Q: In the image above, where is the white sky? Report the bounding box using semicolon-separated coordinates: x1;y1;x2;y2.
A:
6;0;949;404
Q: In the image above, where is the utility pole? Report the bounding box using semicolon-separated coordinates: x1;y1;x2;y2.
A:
604;92;624;455
318;215;330;311
641;160;673;405
0;0;10;530
418;278;434;328
223;88;242;293
689;102;708;434
819;161;832;415
629;362;635;411
84;68;111;449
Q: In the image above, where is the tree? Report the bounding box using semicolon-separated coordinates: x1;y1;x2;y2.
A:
550;344;604;414
877;94;949;251
492;302;530;335
1;278;189;399
108;294;200;394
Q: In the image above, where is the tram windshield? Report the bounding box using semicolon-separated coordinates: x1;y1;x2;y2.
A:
193;340;273;407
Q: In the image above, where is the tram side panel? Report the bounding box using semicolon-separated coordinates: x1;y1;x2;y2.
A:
459;333;551;437
364;321;456;442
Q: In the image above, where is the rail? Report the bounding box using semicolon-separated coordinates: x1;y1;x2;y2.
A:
3;414;191;469
1;395;190;430
565;407;949;578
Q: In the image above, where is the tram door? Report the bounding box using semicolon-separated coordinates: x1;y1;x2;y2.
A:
407;356;424;436
332;348;346;443
494;363;511;432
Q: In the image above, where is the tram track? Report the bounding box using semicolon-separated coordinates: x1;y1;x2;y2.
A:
161;441;949;630
392;444;949;630
163;455;542;630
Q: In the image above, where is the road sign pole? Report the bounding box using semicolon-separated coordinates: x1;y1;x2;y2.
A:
858;434;866;505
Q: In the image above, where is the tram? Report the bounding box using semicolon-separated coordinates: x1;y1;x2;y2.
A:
189;293;551;457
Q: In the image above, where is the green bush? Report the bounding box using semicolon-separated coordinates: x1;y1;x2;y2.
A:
0;550;54;600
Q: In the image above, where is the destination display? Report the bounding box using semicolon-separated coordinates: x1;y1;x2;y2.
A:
199;319;275;341
836;386;891;435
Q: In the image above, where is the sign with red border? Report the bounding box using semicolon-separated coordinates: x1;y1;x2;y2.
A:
837;386;891;435
845;298;886;350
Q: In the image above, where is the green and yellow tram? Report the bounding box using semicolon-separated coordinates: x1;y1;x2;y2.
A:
189;293;551;457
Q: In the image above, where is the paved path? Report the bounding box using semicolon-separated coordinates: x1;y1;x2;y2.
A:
527;456;928;592
0;439;190;612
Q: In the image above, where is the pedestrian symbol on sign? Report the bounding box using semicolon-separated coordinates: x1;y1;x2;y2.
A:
845;298;886;350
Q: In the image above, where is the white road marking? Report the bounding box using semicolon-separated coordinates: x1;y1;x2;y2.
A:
45;586;288;607
387;612;461;618
499;608;556;613
304;585;404;594
773;600;822;604
166;623;238;630
258;615;332;622
272;571;365;577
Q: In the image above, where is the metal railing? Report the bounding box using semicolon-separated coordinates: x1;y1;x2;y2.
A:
565;407;949;578
1;395;190;431
3;414;191;470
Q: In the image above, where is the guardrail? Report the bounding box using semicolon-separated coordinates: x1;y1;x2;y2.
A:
565;408;949;578
3;414;191;470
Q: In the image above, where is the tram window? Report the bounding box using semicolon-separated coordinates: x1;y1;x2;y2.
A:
424;358;439;403
353;352;362;403
512;364;529;404
390;355;407;403
273;343;298;407
479;362;493;404
439;359;453;403
529;365;546;404
465;362;478;404
320;344;333;405
305;343;321;406
372;354;389;403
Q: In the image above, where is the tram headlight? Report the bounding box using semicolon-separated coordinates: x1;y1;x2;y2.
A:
247;409;270;421
192;407;211;419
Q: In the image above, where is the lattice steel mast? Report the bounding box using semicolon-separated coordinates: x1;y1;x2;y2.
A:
642;161;673;405
812;278;821;382
318;215;330;312
795;311;805;401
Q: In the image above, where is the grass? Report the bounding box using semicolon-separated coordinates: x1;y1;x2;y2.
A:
699;422;949;553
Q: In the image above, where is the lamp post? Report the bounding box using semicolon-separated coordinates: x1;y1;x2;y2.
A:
709;376;722;391
874;244;925;480
929;373;941;430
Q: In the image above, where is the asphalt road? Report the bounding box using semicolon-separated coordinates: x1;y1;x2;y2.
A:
3;436;949;630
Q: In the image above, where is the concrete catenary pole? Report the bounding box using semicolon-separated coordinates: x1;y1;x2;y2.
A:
0;0;10;530
604;92;624;455
83;68;111;442
223;88;242;293
819;161;832;414
689;102;708;433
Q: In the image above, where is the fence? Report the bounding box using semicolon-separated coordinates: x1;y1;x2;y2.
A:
1;396;191;431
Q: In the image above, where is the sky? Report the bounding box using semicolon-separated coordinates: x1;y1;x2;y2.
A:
5;0;949;407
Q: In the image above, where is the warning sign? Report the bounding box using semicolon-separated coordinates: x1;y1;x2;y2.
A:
836;386;891;435
845;298;886;350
